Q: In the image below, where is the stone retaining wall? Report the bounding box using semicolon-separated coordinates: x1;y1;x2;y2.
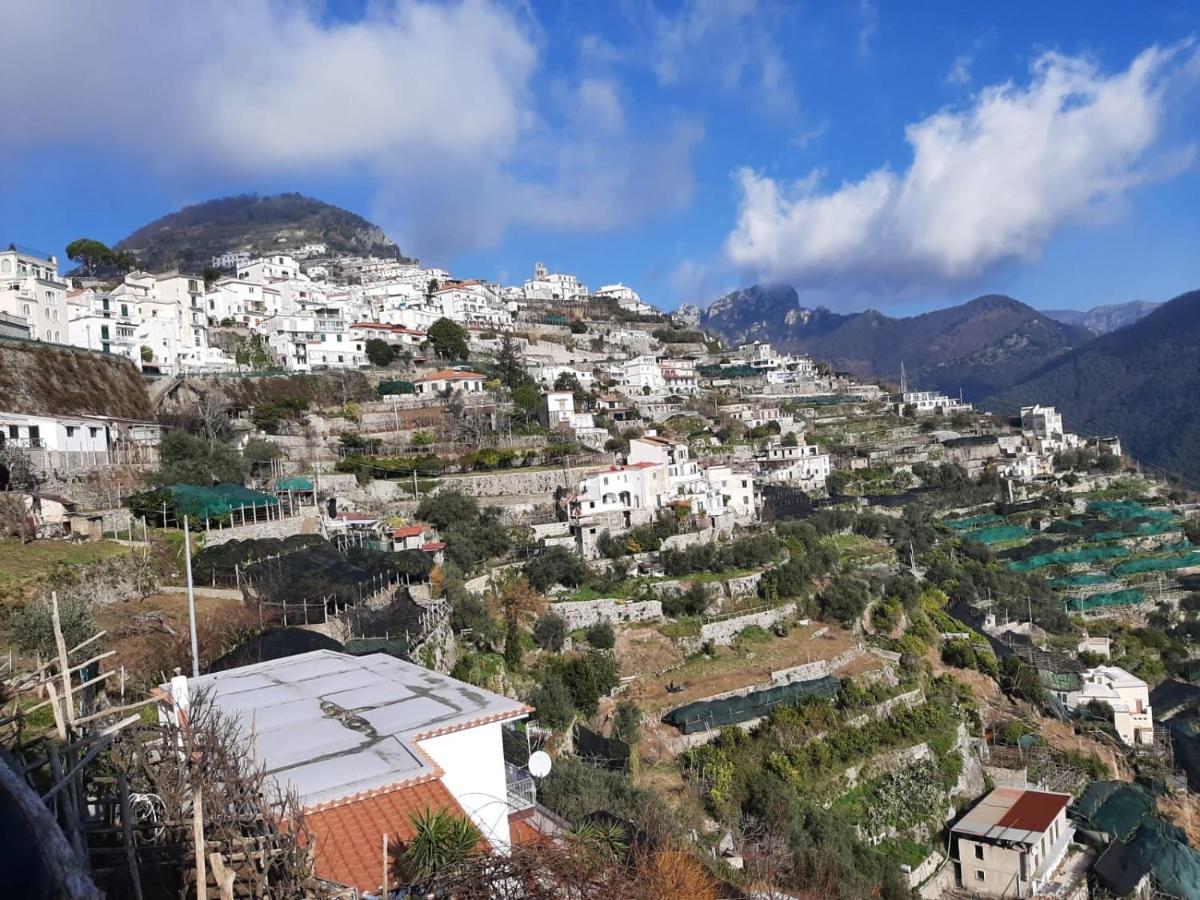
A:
770;645;865;685
201;512;319;547
549;598;663;630
696;602;797;647
433;467;605;498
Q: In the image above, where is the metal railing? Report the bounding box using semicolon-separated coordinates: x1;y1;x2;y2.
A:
505;762;536;811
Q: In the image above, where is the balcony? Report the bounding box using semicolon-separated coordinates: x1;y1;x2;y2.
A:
505;762;536;812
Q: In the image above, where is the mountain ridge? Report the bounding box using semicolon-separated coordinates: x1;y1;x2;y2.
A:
696;285;1090;399
983;288;1200;484
1041;300;1161;335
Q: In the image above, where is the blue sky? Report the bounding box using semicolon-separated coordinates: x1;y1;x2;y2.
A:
2;1;1198;314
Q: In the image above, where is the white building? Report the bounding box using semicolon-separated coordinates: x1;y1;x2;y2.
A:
595;283;653;314
0;412;109;454
348;322;426;347
628;435;706;509
700;464;757;521
0;246;69;343
658;356;699;395
434;281;510;328
523;261;588;302
570;461;669;523
1064;665;1154;745
413;368;486;395
159;651;534;895
894;390;972;417
755;440;832;491
621;354;666;394
539;391;607;449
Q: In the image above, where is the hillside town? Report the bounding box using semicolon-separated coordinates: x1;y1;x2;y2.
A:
2;234;1200;900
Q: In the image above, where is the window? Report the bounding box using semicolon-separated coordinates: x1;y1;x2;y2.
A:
975;871;985;882
66;426;76;437
89;427;99;438
974;845;984;860
28;426;40;445
8;426;19;439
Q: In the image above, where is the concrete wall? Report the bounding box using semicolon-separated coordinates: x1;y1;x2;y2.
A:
549;598;663;630
418;721;513;849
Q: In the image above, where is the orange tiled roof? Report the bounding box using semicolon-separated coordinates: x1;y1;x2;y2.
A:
415;369;485;382
393;524;428;539
306;778;469;894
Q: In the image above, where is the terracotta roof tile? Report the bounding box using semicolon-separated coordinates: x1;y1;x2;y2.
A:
306;778;469;894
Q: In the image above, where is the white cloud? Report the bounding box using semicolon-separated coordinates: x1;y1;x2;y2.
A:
1;0;695;259
946;51;975;86
646;0;798;116
725;44;1198;295
856;0;878;60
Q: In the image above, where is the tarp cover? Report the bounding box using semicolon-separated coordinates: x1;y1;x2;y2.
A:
169;482;279;519
662;675;840;734
1066;590;1145;613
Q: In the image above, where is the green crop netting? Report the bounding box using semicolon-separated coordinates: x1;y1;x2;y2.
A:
971;525;1035;545
1087;521;1180;543
1087;500;1176;522
1128;815;1200;898
1112;552;1200;576
276;475;314;491
1066;590;1145;612
945;513;1004;531
1076;781;1154;841
168;483;279;519
1048;574;1115;588
1007;545;1130;572
663;675;841;734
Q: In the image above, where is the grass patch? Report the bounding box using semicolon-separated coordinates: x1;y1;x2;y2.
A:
0;539;129;594
878;837;933;869
658;617;702;639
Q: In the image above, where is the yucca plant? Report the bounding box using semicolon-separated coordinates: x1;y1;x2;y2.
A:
394;808;481;886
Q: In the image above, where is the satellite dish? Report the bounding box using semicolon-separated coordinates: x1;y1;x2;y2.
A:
528;750;552;778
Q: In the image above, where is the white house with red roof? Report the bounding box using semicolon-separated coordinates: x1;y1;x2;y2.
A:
160;651;538;895
413;368;486;395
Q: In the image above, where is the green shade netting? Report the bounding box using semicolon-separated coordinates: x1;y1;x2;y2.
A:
792;395;865;406
1087;521;1180;543
276;476;314;491
945;513;1004;531
1113;552;1200;576
971;525;1035;545
699;365;758;378
1075;782;1154;841
663;675;840;734
1048;574;1115;588
1040;671;1081;692
1088;500;1176;522
168;483;279;519
1066;590;1145;612
1007;545;1130;572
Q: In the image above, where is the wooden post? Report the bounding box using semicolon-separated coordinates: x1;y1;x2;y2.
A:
192;784;206;898
208;853;235;900
118;773;144;900
51;592;75;726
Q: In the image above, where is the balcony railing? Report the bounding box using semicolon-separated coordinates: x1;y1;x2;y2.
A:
505;762;535;811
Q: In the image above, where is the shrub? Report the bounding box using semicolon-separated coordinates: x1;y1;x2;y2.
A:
585;622;616;650
533;613;568;652
525;547;589;592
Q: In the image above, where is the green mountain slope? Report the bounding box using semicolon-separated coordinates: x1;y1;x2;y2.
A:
114;193;407;273
984;289;1200;483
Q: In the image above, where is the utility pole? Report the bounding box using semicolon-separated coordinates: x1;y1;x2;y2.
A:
183;516;200;678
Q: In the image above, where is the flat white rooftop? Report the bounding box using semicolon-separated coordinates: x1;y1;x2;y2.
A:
165;650;527;807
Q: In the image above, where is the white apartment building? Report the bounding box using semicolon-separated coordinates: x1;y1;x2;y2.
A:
894;390;972;417
595;283;653;314
1064;665;1154;745
658;356;699;395
0;412;109;454
263;311;364;371
700;464;757;521
628;435;706;508
0;247;69;342
348;322;426;347
570;461;669;522
523;261;587;302
434;281;510;328
755;440;832;491
236;254;302;283
539;391;607;448
211;251;251;269
535;363;595;390
621;354;666;393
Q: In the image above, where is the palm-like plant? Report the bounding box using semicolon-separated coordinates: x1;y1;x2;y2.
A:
394;808;481;886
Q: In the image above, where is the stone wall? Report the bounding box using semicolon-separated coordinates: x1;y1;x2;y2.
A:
433;466;605;499
549;598;663;630
770;645;864;685
201;511;319;547
696;602;797;647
